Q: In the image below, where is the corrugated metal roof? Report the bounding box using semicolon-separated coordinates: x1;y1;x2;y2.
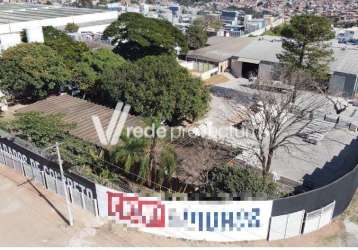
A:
186;36;255;63
17;94;144;147
0;4;108;24
234;36;282;63
330;47;358;75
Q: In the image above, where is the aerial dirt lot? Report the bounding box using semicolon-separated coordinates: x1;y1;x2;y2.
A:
0;166;357;247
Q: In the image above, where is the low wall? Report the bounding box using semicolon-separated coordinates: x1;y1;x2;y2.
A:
199;67;219;80
0;137;98;215
96;183;273;241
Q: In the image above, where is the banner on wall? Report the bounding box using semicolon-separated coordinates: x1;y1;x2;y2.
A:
95;183;273;241
0;137;97;199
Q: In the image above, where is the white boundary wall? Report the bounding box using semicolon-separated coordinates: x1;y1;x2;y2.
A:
303;201;335;234
96;183;273;242
269;210;305;240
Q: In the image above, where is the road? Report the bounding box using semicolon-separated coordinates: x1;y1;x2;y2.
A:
0;165;357;247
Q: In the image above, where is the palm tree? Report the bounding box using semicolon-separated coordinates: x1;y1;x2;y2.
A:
146;117;161;187
110;119;177;189
157;146;177;188
111;134;149;180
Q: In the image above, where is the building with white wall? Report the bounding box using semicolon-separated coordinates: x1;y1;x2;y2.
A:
0;3;118;52
186;35;358;97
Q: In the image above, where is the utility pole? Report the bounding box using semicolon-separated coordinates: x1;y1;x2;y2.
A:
55;142;74;226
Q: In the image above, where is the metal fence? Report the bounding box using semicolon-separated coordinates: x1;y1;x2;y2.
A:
0;148;98;216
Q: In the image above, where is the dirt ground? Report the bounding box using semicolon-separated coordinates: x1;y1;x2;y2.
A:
204;74;230;86
0;166;357;247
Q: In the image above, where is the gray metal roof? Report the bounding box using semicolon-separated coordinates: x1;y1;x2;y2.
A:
233;36;282;63
17;94;144;147
192;34;358;76
330;47;358;75
186;36;255;63
0;3;107;24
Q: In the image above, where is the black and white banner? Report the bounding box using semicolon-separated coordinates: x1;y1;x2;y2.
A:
0;137;97;199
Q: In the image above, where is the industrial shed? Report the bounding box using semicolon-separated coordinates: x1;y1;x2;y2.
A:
0;4;118;51
185;36;255;74
186;35;358;97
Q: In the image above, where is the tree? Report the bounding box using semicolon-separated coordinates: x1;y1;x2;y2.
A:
202;165;279;198
64;23;79;33
72;48;125;96
99;55;209;124
8;112;75;148
111;132;176;188
193;16;223;32
103;13;188;60
43;26;89;67
111;134;149;180
264;23;287;36
186;19;208;50
157;146;176;186
4;110;112;185
0;43;71;101
231;76;331;180
277;15;335;101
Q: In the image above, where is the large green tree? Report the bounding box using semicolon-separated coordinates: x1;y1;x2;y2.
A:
186;19;208;50
0;43;71;101
202;165;279;198
43;26;126;97
277;15;335;100
72;48;126;96
8;112;74;148
4;111;107;182
99;55;209;124
111;128;177;188
103;13;188;60
43;26;89;67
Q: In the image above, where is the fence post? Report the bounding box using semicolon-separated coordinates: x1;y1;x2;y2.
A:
3;151;8;168
10;153;16;169
20;159;26;177
68;186;74;204
42;171;48;189
54;177;59;194
93;199;99;217
81;192;86;210
0;149;5;166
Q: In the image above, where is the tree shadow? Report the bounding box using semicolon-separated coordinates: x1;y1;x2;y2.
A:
209;85;254;106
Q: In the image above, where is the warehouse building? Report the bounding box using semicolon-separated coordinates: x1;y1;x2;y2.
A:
0;3;118;51
185;36;358;97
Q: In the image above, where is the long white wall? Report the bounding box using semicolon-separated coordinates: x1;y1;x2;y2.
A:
96;183;273;242
0;33;21;51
